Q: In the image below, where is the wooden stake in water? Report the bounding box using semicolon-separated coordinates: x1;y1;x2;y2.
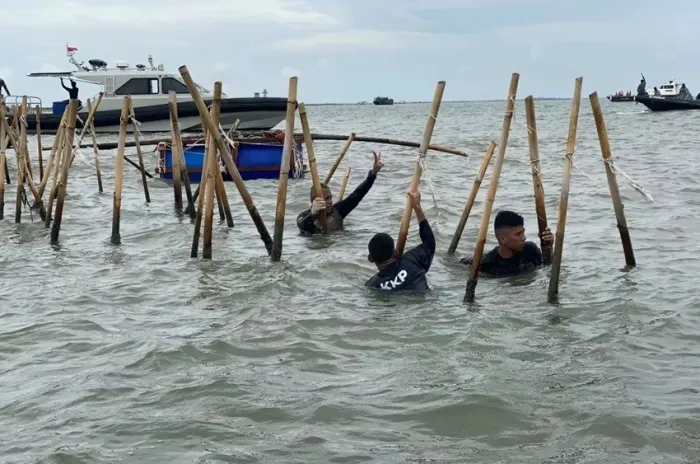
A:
396;81;446;256
168;92;195;216
448;141;496;254
271;76;299;261
111;96;130;245
464;73;520;303
202;82;223;259
0;101;6;220
51;99;79;245
298;102;327;233
191;130;211;258
38;109;68;199
35;105;44;180
324;133;355;184
209;89;234;229
168;93;183;207
338;167;351;200
589;91;636;267
127;99;151;203
179;64;273;254
86;99;103;193
524;96;552;264
547;77;584;303
14;97;28;223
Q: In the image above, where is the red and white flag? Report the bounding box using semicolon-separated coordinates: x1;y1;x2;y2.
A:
66;45;78;56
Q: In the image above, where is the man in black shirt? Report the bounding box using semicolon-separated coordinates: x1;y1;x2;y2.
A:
297;151;383;234
365;190;435;292
461;210;553;276
61;78;79;100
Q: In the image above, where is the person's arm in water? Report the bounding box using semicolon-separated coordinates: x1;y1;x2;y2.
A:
296;197;326;234
334;151;383;218
404;191;436;271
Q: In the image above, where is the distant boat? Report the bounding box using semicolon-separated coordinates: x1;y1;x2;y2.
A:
635;79;700;111
373;96;394;106
607;94;635;102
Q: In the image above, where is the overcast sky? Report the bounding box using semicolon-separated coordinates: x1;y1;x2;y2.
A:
0;0;696;104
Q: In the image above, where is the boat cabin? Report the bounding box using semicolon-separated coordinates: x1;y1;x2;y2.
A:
20;53;218;115
656;80;683;98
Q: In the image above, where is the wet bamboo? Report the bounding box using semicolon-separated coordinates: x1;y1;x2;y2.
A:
547;77;583;303
127;99;151;203
167;93;183;207
524;96;552;264
464;73;520;303
14;97;27;223
323;133;355;184
51;99;79;244
37;109;68;199
298;102;327;232
447;141;496;254
3;154;8;185
179;65;273;253
86;100;103;193
70;92;104;167
338;167;351;200
35;105;43;180
0;103;6;219
111;97;130;245
396;81;446;256
589;91;636;267
168;91;195;216
202;83;223;259
210;92;233;228
271;76;298;261
44;130;66;228
190;130;211;258
20;119;46;220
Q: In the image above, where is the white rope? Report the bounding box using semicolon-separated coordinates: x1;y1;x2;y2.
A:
417;150;442;216
605;158;654;202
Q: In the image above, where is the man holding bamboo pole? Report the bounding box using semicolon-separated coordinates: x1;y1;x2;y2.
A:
460;210;553;276
296;151;383;235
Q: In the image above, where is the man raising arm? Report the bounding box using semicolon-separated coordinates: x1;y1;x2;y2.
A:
297;151;383;234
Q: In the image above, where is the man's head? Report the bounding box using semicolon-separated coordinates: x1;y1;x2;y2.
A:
494;210;526;253
70;80;77;88
310;183;333;213
368;232;395;266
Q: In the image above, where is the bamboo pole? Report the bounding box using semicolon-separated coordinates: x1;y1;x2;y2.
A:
168;93;195;216
323;133;355;184
547;77;584;303
69;92;104;167
209;91;233;228
447;141;496;254
338;167;351;200
35;105;43;181
0;102;6;220
14;97;28;223
271;76;298;261
86;100;104;193
589;91;636;267
111;97;130;245
395;81;446;256
298;102;327;232
168;94;183;207
464;73;520;303
127;99;151;203
179;65;273;253
51;99;78;244
44;130;65;228
37;109;68;199
190;130;211;258
202;82;223;259
524;96;552;264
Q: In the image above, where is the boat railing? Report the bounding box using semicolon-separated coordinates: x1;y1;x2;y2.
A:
2;95;43;110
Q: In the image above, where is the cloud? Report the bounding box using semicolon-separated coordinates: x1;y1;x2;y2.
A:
272;29;427;53
281;66;301;77
0;0;337;29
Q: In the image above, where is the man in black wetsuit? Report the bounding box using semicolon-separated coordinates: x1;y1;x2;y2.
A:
461;210;554;276
365;190;435;292
297;151;383;234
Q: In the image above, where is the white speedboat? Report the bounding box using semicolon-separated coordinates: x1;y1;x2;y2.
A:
4;47;287;134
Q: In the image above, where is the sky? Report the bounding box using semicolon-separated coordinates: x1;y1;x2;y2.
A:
1;0;698;104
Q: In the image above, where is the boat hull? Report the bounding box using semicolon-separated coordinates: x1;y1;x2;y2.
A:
607;95;635;102
635;96;700;111
156;140;306;183
6;97;287;134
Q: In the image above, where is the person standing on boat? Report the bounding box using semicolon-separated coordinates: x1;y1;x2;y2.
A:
679;83;693;100
459;210;554;276
0;77;9;97
60;78;82;108
297;151;383;234
637;74;648;97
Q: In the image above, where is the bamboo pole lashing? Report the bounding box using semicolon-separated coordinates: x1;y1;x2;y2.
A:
524;96;552;265
547;77;584;303
270;75;299;261
589;91;636;267
447;141;496;254
179;64;273;254
395;81;446;256
464;73;520;303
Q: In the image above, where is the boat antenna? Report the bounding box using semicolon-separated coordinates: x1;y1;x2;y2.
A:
148;54;156;71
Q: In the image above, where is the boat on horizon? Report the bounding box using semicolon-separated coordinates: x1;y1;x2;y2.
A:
635;79;700;111
3;46;287;134
373;96;394;106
